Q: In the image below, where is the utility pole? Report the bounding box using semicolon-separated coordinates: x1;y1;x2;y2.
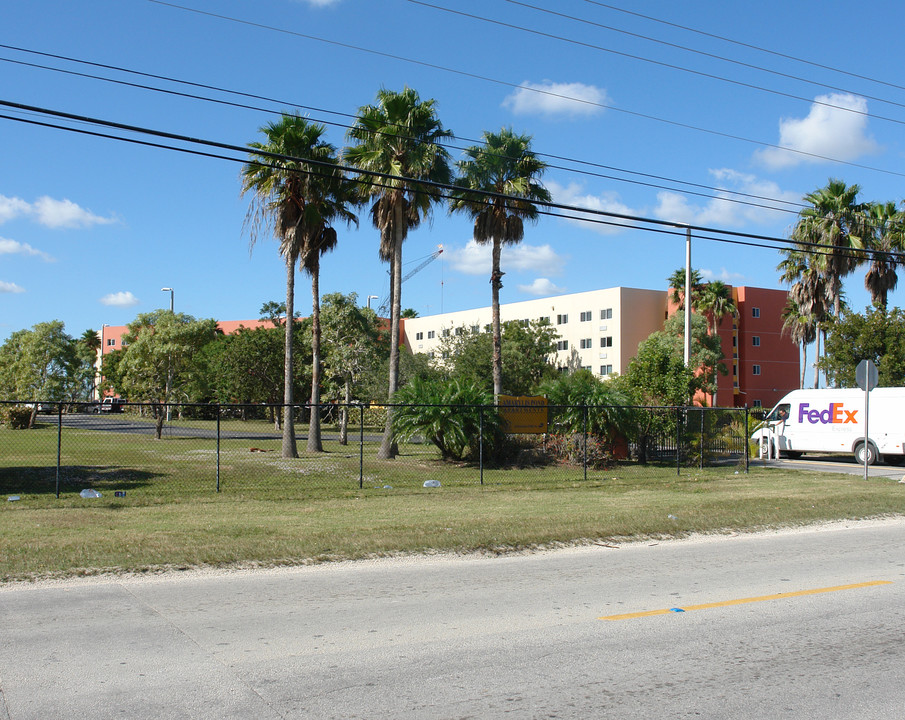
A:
684;227;692;367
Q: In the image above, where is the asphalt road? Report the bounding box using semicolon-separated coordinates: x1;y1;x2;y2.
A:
1;519;903;719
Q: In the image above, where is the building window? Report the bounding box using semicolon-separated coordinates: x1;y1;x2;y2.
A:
600;336;613;347
484;324;492;333
580;311;592;322
540;316;550;324
442;329;450;337
752;336;761;347
752;307;761;318
415;332;423;340
556;340;569;351
752;365;761;376
600;308;613;320
557;314;568;325
600;364;613;375
427;330;435;339
752;399;762;408
579;338;592;349
107;338;116;346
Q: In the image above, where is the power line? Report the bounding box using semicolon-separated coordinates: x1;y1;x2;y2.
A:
0;45;804;214
580;0;905;96
502;0;905;115
406;0;905;128
2;98;901;266
140;0;905;179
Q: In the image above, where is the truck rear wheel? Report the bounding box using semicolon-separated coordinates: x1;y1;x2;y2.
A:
854;442;878;466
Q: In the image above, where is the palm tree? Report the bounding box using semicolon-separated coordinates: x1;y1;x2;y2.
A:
777;244;831;388
780;296;817;389
449;128;551;397
242;114;356;457
696;281;736;405
863;201;904;310
344;87;453;459
791;179;869;318
667;267;703;310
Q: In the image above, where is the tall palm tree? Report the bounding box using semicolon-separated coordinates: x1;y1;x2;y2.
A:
777;244;831;388
667;267;703;310
780;296;817;389
344;87;453;459
696;281;736;406
449;128;551;397
242;114;356;457
791;179;869;318
863;201;904;310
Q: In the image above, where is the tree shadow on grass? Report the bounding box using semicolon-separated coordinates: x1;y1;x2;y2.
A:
0;466;164;496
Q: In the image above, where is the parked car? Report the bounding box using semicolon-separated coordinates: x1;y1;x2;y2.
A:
100;397;127;413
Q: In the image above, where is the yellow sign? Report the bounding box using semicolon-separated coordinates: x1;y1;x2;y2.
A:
497;395;548;434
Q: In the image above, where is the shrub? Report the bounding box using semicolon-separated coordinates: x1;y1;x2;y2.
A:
544;432;617;469
391;378;502;461
2;405;34;429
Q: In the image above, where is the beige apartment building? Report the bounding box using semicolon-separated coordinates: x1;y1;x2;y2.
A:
401;287;668;377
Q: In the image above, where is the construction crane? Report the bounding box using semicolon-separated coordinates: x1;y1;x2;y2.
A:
378;245;443;316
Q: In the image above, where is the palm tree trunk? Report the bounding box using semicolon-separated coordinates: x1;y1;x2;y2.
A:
813;324;821;389
378;216;403;460
491;236;504;398
339;377;350;446
282;255;299;458
800;342;807;389
307;260;323;453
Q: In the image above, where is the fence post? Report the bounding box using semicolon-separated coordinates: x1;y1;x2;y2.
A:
582;404;588;482
56;402;62;498
216;404;221;493
676;407;682;476
745;406;750;474
359;404;364;489
700;407;705;471
479;406;484;486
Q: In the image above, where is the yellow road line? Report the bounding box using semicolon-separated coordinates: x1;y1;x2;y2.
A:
600;580;893;621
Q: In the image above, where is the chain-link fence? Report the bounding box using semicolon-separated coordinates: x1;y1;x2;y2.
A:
1;400;755;499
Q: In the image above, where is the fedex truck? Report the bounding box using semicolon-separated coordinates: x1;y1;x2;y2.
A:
751;387;905;465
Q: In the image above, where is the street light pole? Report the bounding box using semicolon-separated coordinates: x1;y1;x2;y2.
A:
367;295;378;310
161;287;174;421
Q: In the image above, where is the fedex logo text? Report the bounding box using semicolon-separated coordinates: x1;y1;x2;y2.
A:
798;403;858;424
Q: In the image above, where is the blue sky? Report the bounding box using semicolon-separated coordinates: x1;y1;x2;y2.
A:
3;0;905;343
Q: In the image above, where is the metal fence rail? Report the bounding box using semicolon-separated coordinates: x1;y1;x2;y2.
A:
1;401;754;498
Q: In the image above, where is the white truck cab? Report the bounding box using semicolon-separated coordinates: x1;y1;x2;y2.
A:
752;387;905;465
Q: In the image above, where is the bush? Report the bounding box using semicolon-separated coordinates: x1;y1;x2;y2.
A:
391;378;502;461
2;405;34;429
545;433;617;469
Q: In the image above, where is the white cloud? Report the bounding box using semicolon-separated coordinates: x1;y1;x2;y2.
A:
0;194;116;229
547;181;638;235
653;169;800;227
32;196;117;229
0;195;30;224
700;267;747;284
0;281;25;294
100;291;140;307
0;237;54;261
518;278;566;296
502;81;608;117
446;239;565;276
755;93;880;169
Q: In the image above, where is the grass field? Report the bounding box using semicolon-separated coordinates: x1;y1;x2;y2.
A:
2;422;904;582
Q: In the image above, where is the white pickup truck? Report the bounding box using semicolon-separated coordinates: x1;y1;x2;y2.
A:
752;387;905;465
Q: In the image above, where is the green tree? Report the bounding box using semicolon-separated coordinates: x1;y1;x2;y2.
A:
863;201;904;310
696;280;736;406
118;311;219;439
449;129;551;397
0;321;77;427
667;267;704;310
537;369;632;439
791;179;869;318
345;86;453;459
436;320;559;395
781;296;818;389
818;307;905;387
623;312;724;407
242;114;356;456
320;292;386;444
